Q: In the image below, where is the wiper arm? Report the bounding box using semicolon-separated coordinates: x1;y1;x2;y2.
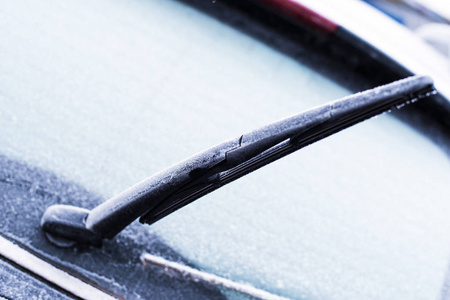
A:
41;76;435;247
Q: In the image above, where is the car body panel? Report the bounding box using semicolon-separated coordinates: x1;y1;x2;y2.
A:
0;258;72;300
299;0;450;98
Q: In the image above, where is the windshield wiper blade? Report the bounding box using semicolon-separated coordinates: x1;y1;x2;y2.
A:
41;75;435;247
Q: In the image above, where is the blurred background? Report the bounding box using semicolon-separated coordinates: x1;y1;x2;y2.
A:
362;0;450;58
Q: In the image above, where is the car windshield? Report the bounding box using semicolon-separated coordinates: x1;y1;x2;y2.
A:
1;1;450;299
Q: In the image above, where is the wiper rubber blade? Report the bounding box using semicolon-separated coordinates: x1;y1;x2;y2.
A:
41;75;435;247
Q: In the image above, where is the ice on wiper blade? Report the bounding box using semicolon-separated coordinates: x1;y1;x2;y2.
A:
41;75;435;247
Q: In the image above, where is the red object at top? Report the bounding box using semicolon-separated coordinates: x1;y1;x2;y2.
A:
257;0;339;34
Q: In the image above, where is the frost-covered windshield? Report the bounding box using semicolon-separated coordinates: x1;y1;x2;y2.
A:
1;1;450;299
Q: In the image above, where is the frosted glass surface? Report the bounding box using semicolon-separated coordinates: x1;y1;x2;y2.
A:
1;1;449;299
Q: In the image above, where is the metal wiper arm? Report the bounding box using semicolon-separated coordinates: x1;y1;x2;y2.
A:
41;76;435;247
